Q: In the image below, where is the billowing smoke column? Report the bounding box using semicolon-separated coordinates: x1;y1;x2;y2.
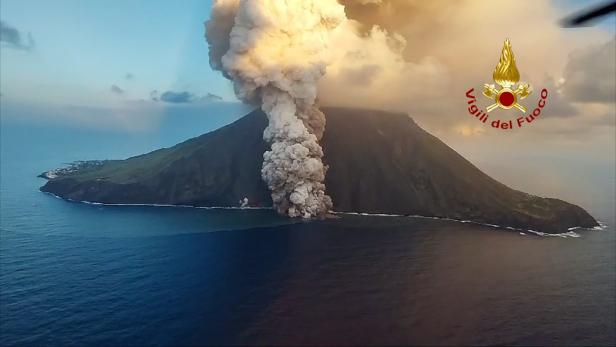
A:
206;0;344;218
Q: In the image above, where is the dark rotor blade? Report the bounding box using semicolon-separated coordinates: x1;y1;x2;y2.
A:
561;0;616;27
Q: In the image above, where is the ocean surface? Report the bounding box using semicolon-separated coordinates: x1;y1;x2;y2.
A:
1;103;615;346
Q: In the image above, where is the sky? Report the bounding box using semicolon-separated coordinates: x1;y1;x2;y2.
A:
0;0;613;106
0;0;236;105
1;0;615;219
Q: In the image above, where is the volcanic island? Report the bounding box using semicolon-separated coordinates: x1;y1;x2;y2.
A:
39;107;598;234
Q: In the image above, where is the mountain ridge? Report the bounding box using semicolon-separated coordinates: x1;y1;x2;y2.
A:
40;107;598;233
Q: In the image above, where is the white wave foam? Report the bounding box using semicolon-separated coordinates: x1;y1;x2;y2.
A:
42;192;272;211
41;192;597;237
523;229;581;238
337;211;404;217
333;211;585;238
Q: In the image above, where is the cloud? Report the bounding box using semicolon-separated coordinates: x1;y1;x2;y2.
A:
561;37;615;104
202;93;223;102
110;85;125;95
151;90;223;103
125;73;134;80
318;0;614;141
536;76;578;119
0;21;35;51
160;91;195;103
150;90;159;101
203;0;611;139
204;0;239;71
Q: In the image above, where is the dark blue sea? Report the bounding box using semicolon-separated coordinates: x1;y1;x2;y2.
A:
1;103;615;346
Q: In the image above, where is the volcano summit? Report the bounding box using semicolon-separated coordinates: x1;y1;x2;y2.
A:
40;107;597;234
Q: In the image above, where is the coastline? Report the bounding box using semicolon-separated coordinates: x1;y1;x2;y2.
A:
41;191;608;238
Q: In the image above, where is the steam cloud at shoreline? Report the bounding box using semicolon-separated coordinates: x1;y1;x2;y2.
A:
205;0;344;218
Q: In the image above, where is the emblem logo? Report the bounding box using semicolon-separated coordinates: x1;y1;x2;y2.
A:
482;39;532;113
464;39;548;130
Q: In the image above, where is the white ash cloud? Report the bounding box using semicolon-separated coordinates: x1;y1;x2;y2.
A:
205;0;239;74
205;0;344;218
203;0;615;221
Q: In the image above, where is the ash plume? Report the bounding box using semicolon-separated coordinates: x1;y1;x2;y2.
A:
205;0;344;218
